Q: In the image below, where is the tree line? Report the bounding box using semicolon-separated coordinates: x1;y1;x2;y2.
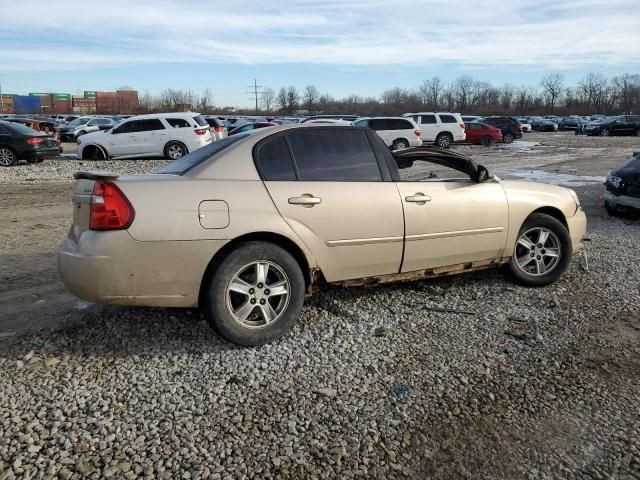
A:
136;73;640;117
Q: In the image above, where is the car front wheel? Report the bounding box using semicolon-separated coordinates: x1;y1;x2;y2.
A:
508;213;572;287
480;136;493;147
203;242;305;346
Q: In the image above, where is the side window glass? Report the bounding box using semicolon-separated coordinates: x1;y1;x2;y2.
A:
167;118;190;128
420;115;437;125
255;135;297;181
438;114;457;124
286;129;382;182
140;119;165;131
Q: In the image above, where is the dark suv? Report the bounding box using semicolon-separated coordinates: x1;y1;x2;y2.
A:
477;116;523;143
585;115;640;136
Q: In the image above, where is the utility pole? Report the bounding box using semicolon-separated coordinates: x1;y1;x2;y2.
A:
246;79;263;114
0;76;4;114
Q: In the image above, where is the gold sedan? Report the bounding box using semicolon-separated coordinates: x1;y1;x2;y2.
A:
58;124;586;345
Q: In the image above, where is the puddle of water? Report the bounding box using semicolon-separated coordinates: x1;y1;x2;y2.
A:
499;169;605;187
73;301;93;311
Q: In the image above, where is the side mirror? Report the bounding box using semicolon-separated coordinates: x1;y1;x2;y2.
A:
476;165;493;182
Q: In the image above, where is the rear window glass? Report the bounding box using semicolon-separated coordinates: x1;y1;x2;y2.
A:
155;132;251;175
438;114;457;124
255;135;296;181
5;122;40;136
205;118;223;127
286;128;381;182
166;118;191;128
388;119;412;130
193;115;208;127
0;125;9;135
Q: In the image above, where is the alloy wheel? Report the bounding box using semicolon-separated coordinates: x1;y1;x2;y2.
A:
168;144;184;159
225;261;291;328
0;148;15;167
514;227;561;276
437;135;451;148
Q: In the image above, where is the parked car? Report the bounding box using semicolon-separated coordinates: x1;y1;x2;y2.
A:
462;122;503;146
531;118;558;132
0;120;60;166
402;112;466;148
58;117;116;141
516;118;532;133
77;113;212;160
300;115;359;123
605;151;640;217
477;116;523;143
203;116;228;141
228;122;277;136
584;115;640;136
57;124;587;346
353;117;421;150
5;118;62;153
558;117;581;131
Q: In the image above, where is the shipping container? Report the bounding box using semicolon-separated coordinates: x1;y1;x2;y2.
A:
84;90;96;99
1;93;16;99
29;92;50;97
0;105;15;114
50;100;72;114
52;93;72;101
14;95;41;114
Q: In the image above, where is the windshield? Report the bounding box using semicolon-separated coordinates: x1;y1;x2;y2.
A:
155;132;251;175
68;117;90;126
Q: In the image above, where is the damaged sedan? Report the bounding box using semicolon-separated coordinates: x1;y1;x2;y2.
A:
605;151;640;217
57;124;587;346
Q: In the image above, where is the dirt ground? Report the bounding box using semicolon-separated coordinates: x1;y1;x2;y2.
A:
0;132;638;337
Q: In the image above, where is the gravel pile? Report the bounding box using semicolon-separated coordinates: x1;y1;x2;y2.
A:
1;188;639;479
0;158;171;185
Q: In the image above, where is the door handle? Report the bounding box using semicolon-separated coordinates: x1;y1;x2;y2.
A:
288;195;321;207
405;193;431;204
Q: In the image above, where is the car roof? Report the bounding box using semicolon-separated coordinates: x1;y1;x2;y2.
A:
127;112;202;120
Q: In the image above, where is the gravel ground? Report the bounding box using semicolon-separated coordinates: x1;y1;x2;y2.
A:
1;132;639;479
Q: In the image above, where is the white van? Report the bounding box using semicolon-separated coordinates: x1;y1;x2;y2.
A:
402;112;466;148
353;117;421;150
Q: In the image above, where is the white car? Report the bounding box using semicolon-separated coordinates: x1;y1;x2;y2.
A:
402;112;466;148
516;118;532;133
353;117;422;150
77;113;212;160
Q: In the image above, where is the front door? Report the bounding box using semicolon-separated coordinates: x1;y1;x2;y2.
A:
259;128;405;281
394;158;509;272
109;120;141;156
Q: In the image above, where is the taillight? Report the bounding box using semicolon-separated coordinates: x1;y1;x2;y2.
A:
195;128;208;136
213;126;224;133
459;123;465;129
90;180;135;230
26;137;44;145
415;129;421;137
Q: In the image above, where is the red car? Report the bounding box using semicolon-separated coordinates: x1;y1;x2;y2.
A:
228;122;277;136
463;122;503;146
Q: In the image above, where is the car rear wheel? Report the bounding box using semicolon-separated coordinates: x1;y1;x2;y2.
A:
435;133;453;149
392;139;410;151
480;136;493;147
203;241;305;346
164;141;187;160
509;213;572;287
601;129;610;137
502;133;514;144
0;147;17;167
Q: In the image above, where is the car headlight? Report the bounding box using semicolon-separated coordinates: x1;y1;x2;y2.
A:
607;175;623;189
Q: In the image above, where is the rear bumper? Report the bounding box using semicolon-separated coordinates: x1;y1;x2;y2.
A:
57;230;229;308
605;192;640;212
566;208;587;254
21;146;60;160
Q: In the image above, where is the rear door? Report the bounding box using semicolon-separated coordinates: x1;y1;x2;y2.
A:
414;114;438;141
260;128;404;281
369;118;392;145
135;118;167;156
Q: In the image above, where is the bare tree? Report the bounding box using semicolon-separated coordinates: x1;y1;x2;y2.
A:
419;76;443;110
198;89;214;114
276;87;288;113
611;73;640;114
540;74;564;112
500;84;515;113
303;85;320;112
286;86;299;113
261;87;275;113
453;75;475;113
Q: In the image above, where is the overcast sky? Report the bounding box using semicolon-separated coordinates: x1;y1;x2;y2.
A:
1;0;639;107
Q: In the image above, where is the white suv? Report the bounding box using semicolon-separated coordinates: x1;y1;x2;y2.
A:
402;112;466;148
353;117;421;150
77;113;212;160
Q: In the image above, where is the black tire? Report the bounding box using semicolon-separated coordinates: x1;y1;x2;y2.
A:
435;132;453;149
392;139;410;151
35;158;45;163
164;141;188;160
600;129;610;137
82;146;105;161
508;213;572;287
0;146;18;167
26;159;38;163
480;136;493;147
502;133;514;144
203;241;305;346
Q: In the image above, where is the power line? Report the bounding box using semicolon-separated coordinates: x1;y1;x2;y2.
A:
246;79;263;113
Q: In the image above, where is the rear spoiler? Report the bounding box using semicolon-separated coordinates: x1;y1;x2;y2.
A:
73;171;119;181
